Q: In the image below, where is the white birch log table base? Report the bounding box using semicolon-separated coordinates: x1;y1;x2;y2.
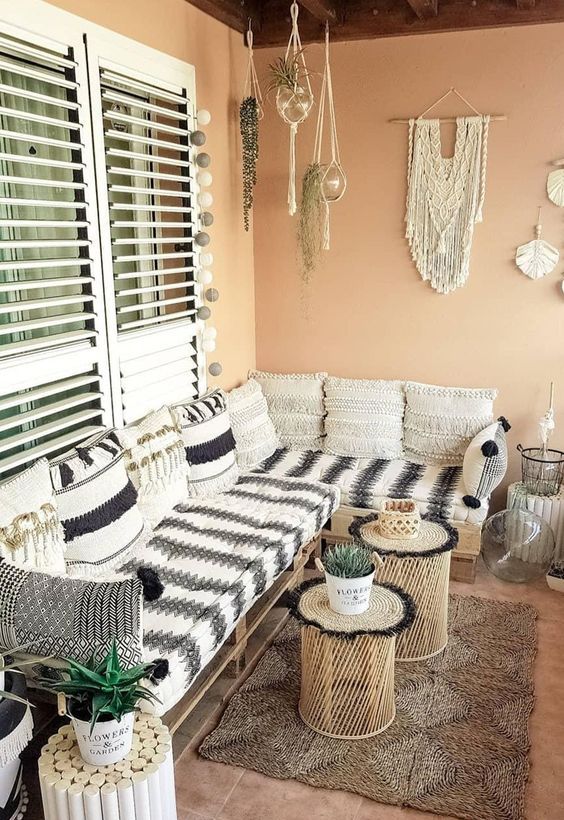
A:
38;716;177;820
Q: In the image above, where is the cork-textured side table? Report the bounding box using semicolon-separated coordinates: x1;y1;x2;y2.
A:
291;579;414;739
350;513;458;662
38;714;176;820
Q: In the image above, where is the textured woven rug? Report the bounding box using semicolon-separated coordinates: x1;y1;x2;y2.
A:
199;594;537;820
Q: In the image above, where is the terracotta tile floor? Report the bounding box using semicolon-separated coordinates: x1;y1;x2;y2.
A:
173;564;564;820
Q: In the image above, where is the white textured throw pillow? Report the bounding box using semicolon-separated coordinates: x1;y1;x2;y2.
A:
173;389;238;496
117;406;188;527
462;417;510;507
50;430;148;578
0;459;66;573
249;371;326;451
404;382;498;465
324;377;405;458
227;380;278;469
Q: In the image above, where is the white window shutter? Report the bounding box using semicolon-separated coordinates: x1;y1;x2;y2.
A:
0;22;111;477
86;45;206;426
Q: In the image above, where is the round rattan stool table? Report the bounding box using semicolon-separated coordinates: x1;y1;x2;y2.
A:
350;512;458;662
290;579;414;739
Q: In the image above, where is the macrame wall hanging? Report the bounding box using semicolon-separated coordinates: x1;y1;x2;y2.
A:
240;20;263;231
269;1;313;216
393;88;506;295
298;23;346;279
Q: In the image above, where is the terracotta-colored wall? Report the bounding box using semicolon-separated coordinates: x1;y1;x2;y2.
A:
48;0;255;391
253;25;564;499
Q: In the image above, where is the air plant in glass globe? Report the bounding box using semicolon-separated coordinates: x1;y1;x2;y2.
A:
268;53;313;126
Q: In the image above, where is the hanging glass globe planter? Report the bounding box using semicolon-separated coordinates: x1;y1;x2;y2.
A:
320;161;347;203
268;2;314;216
275;85;313;125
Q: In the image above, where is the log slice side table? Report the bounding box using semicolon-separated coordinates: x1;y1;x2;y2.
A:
290;579;414;740
38;714;176;820
350;513;458;662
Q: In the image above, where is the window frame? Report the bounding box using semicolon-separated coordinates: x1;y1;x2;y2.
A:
0;0;207;475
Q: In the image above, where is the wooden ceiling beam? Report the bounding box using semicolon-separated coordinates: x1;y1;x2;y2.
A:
252;0;564;46
404;0;437;19
300;0;338;22
185;0;247;32
516;0;536;8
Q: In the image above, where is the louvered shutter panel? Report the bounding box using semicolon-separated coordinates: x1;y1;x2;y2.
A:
0;24;111;477
87;49;205;425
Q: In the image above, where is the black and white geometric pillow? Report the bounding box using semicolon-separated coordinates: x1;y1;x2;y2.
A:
173;389;239;496
50;429;148;578
462;417;511;509
0;560;144;667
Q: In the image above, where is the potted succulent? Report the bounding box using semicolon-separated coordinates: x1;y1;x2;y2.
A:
316;543;380;615
38;642;160;765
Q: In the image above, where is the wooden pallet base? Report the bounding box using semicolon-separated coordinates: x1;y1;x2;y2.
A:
163;534;322;734
322;507;482;584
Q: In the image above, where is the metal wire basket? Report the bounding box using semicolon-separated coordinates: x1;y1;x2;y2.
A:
518;445;564;497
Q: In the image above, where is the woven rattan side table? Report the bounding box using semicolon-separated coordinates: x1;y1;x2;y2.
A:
38;715;177;820
290;579;414;739
350;513;458;662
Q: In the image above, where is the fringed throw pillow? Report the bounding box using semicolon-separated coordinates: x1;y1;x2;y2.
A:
0;561;145;667
117;406;187;527
50;430;148;578
403;382;498;466
462;417;511;508
324;377;405;458
0;459;66;573
249;371;327;451
173;389;238;496
227;379;278;469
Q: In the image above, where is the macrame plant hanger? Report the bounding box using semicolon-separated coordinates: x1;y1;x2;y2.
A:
240;20;263;230
313;22;346;250
279;1;313;215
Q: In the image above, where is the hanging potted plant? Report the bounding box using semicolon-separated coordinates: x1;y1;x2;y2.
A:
298;23;346;279
268;1;313;216
38;642;160;765
316;544;380;615
240;22;263;232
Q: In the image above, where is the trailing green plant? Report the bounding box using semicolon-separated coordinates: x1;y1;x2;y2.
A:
298;162;324;280
323;543;374;579
240;96;259;232
37;641;160;732
267;53;304;93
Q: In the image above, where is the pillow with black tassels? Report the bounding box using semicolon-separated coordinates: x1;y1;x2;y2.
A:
50;429;150;578
462;417;511;509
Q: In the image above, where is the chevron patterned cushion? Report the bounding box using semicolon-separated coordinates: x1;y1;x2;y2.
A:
112;473;340;713
173;389;238;497
50;430;149;578
252;448;488;525
0;561;143;666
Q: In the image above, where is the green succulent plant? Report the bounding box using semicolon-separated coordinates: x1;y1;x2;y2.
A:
267;53;305;93
323;543;374;579
37;641;160;732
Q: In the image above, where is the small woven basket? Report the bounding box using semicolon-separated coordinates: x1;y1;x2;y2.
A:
379;499;421;540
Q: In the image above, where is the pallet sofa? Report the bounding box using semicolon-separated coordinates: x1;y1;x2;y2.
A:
0;372;508;730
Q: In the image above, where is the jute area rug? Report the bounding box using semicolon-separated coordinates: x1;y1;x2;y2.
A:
199;594;536;820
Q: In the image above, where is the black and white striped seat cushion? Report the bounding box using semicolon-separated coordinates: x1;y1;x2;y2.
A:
252;448;488;525
112;473;339;713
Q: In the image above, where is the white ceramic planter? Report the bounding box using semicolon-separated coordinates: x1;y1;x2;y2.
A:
325;569;375;615
72;711;134;765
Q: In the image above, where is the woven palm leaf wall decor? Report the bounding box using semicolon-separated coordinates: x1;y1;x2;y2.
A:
515;207;559;280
